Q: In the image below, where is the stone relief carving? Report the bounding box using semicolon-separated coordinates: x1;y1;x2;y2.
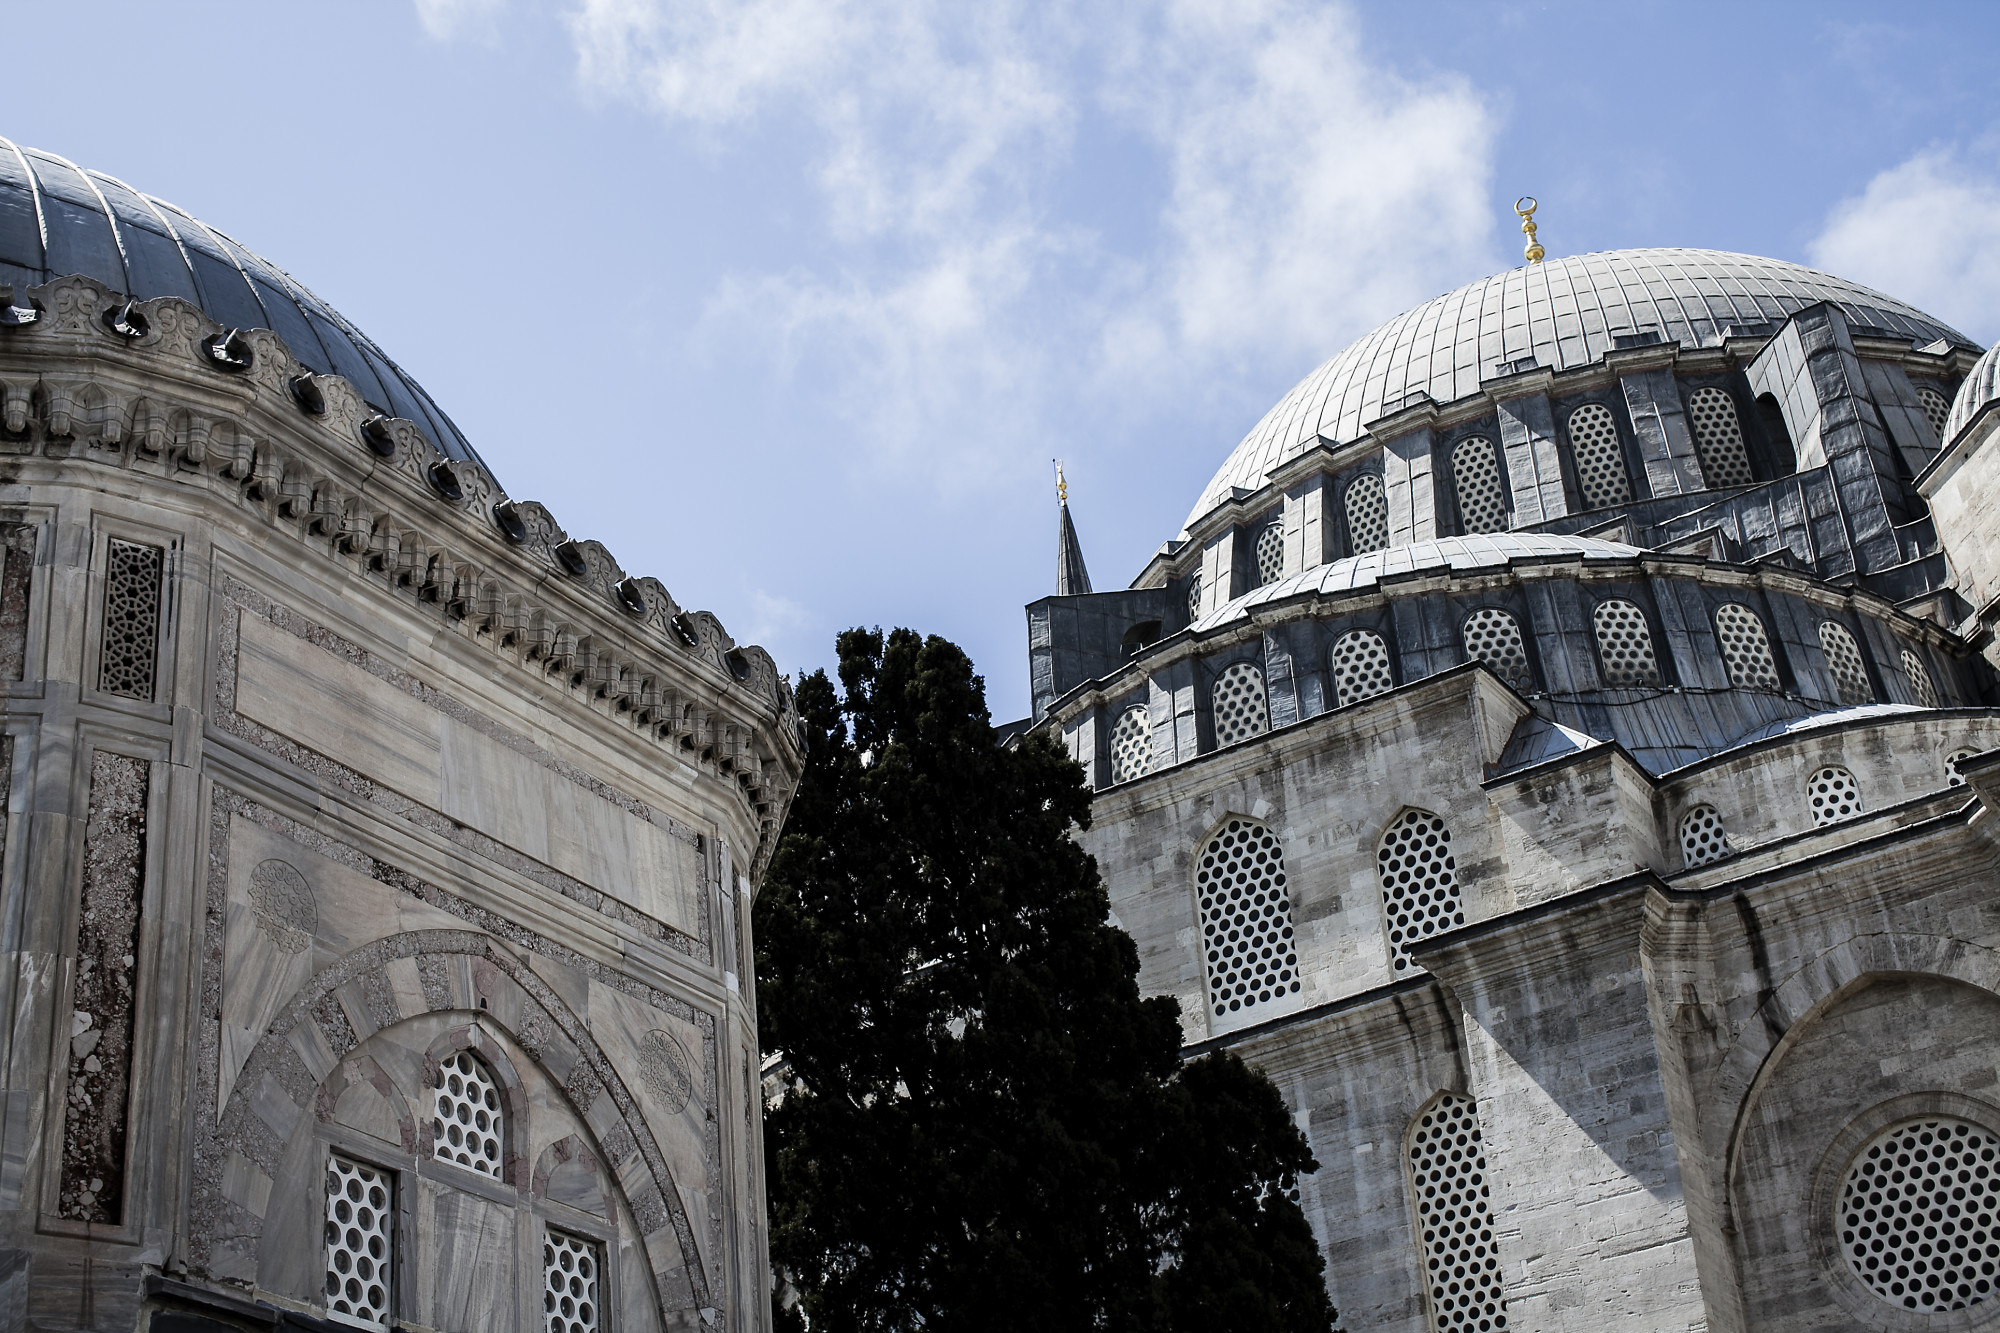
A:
247;858;316;953
638;1030;696;1114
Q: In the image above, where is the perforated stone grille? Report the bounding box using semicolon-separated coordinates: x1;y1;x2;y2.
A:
98;539;162;701
1409;1093;1508;1333
1809;766;1863;827
432;1051;502;1179
1186;571;1203;620
1820;621;1874;706
325;1154;393;1329
1678;805;1730;868
1332;629;1395;708
1947;749;1978;787
1194;818;1299;1019
1109;705;1151;785
1687;386;1753;488
544;1229;603;1333
1592;599;1660;687
1378;809;1463;975
1212;662;1269;748
1839;1116;2000;1313
1254;519;1285;587
1346;474;1389;554
1462;608;1533;692
1452;436;1508;534
1714;604;1780;689
1902;649;1939;709
1919;385;1953;441
1567;402;1632;510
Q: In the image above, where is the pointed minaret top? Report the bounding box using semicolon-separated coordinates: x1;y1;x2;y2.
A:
1054;461;1092;596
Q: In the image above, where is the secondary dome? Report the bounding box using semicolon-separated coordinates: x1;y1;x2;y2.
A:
1944;342;2000;445
1190;248;1968;529
0;138;486;472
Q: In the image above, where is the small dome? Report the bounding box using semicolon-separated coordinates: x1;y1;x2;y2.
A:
1944;343;2000;445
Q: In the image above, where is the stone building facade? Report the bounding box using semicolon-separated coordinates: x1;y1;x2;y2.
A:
0;141;802;1332
1028;249;2000;1330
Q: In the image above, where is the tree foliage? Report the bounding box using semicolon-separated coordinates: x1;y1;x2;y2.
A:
756;627;1335;1332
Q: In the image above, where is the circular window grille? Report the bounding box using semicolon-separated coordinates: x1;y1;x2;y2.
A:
1808;765;1864;827
1592;599;1661;687
1409;1093;1509;1333
1687;387;1753;489
1452;436;1508;535
325;1153;394;1329
1918;385;1954;442
1186;570;1204;620
1108;704;1151;785
1346;474;1389;555
1678;804;1731;868
544;1229;603;1333
1332;628;1395;708
1378;809;1463;974
1194;818;1300;1019
1838;1116;2000;1312
1462;608;1534;693
1819;622;1874;706
1253;519;1285;587
1714;603;1781;690
1901;649;1939;709
1567;402;1632;510
1947;748;1978;787
1212;662;1269;748
432;1050;503;1179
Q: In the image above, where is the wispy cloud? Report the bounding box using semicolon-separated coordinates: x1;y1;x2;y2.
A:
415;0;507;41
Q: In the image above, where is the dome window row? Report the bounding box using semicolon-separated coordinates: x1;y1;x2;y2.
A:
1451;436;1508;535
1917;384;1953;442
1680;746;1979;864
1687;386;1754;489
1252;517;1285;588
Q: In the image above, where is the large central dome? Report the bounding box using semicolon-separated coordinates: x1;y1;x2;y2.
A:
1189;248;1968;529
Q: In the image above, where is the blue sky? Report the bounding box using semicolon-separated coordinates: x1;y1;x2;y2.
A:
8;1;2000;719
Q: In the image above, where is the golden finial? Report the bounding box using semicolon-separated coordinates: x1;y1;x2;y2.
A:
1516;197;1545;264
1055;459;1069;505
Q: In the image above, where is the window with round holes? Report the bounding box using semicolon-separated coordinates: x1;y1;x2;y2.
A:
432;1050;503;1179
1212;662;1269;748
1452;436;1508;534
1186;570;1203;620
1332;629;1395;708
1408;1093;1508;1333
1462;608;1534;692
1838;1116;2000;1313
1918;385;1954;442
1901;649;1940;709
1566;402;1632;510
1108;704;1151;785
1253;518;1285;587
1947;748;1978;787
325;1153;394;1329
544;1228;603;1333
1820;621;1874;706
1592;599;1661;687
1686;386;1754;488
1714;603;1781;690
1193;818;1300;1019
1378;809;1463;974
1347;474;1389;554
1678;804;1730;868
1809;765;1864;826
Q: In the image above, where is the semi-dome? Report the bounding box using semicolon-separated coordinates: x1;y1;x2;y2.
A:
0;138;485;472
1191;248;1969;529
1944;341;2000;445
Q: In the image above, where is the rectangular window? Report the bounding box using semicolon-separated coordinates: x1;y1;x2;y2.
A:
325;1153;395;1329
544;1227;603;1333
98;538;163;700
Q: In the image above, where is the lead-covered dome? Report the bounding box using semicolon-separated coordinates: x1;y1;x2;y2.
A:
1191;248;1968;529
1944;342;2000;445
0;139;485;471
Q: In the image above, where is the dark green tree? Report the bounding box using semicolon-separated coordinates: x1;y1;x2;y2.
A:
756;627;1335;1332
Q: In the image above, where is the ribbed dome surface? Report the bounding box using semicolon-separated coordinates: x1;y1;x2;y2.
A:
0;139;486;471
1944;343;2000;445
1190;248;1967;529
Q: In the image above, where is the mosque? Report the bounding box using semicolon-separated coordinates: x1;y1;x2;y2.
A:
1026;203;2000;1331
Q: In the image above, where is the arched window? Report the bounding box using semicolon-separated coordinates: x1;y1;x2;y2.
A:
1566;402;1632;510
1193;817;1300;1020
1331;628;1396;708
1678;804;1730;868
1808;765;1863;826
1462;608;1534;692
1377;809;1463;974
1901;648;1939;709
1917;385;1953;442
1819;621;1873;706
544;1229;603;1333
1408;1093;1508;1333
1108;704;1151;785
1252;517;1285;587
1592;599;1661;687
432;1049;504;1179
1451;436;1508;534
1714;603;1780;689
1345;473;1389;555
326;1152;395;1329
1838;1116;2000;1313
1687;386;1753;488
1211;662;1269;747
1946;748;1977;786
1185;570;1203;620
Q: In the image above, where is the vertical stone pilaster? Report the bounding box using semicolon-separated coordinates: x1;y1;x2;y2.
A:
1620;365;1707;497
1381;425;1439;546
1495;391;1569;526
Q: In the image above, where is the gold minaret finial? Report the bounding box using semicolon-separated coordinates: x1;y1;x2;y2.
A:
1055;459;1069;505
1516;196;1545;264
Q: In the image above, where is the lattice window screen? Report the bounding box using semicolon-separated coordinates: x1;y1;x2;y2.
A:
1946;749;1978;787
325;1154;394;1329
1839;1116;2000;1313
1186;571;1203;620
99;538;163;701
1678;805;1730;868
1108;704;1151;785
432;1051;503;1179
1377;809;1464;974
1408;1094;1509;1333
1901;649;1939;709
1331;629;1395;708
1194;818;1300;1019
1918;385;1953;442
1253;519;1285;587
1819;622;1874;706
1687;386;1753;488
1566;402;1632;510
1452;436;1508;534
544;1229;603;1333
1808;766;1863;826
1714;604;1780;689
1212;662;1269;747
1346;474;1389;554
1592;599;1660;687
1462;608;1534;692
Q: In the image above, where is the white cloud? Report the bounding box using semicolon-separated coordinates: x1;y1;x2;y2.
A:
1810;145;2000;344
415;0;506;41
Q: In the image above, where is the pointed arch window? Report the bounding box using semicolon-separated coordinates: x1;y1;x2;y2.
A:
1211;662;1269;747
1331;629;1395;708
1566;402;1632;509
1377;809;1463;974
1714;603;1780;689
1408;1093;1509;1333
1819;621;1873;706
1901;649;1939;709
1592;599;1660;687
1808;765;1863;826
1252;517;1285;587
1451;436;1508;534
1108;704;1151;785
1193;817;1300;1020
432;1049;504;1179
1462;608;1533;693
1918;385;1952;442
1678;804;1730;868
1346;474;1389;554
1687;386;1753;488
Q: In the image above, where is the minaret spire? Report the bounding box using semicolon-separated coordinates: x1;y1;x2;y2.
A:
1054;460;1092;596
